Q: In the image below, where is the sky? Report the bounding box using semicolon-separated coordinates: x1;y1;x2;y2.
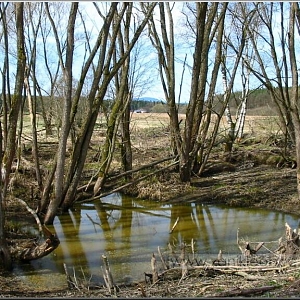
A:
78;1;192;102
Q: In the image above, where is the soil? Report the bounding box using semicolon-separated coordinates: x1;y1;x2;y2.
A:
2;128;300;298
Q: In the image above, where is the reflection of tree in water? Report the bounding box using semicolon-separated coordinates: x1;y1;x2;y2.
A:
50;196;298;285
52;205;89;273
94;200;116;253
169;203;198;247
94;195;134;280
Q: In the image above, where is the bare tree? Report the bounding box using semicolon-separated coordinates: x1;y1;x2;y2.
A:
221;2;256;157
0;2;14;150
0;2;26;270
146;3;229;181
93;3;134;193
146;2;181;159
23;2;43;190
245;2;295;146
91;2;158;195
41;2;157;224
174;3;232;181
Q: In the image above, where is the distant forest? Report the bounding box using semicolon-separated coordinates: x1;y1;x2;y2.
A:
131;87;278;116
8;86;279;117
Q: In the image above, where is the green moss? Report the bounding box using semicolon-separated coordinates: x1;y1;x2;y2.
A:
265;155;282;166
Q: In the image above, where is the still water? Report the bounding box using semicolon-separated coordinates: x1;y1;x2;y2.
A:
14;193;299;288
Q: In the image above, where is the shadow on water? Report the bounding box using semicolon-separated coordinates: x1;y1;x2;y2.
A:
14;193;300;289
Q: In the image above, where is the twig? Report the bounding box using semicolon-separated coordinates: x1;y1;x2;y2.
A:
178;259;188;285
191;238;195;260
63;263;75;290
157;246;168;270
169;217;179;234
73;266;80;291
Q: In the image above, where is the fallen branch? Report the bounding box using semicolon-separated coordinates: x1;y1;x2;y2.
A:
19;225;60;261
193;264;290;272
217;285;279;297
15;197;43;236
106;155;177;182
78;160;179;204
159;263;290;278
77;155;176;192
234;271;262;281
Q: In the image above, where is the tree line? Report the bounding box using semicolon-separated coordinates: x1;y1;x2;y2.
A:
0;87;278;115
0;2;300;269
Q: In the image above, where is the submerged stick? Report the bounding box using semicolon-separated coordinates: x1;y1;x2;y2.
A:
169;217;179;233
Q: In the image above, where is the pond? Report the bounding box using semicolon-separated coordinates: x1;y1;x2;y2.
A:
14;193;300;289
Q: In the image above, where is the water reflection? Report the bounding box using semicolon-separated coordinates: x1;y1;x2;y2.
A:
14;193;300;287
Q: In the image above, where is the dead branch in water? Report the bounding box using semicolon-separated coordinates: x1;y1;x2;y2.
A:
19;225;60;261
169;217;179;234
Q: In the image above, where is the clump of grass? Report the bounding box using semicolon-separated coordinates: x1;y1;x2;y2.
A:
5;220;23;234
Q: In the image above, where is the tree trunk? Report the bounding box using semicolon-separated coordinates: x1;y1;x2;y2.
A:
288;3;300;200
0;122;11;271
121;93;133;177
43;3;78;224
0;1;26;270
24;69;43;190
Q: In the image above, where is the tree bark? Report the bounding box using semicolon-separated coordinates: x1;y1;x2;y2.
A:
288;3;300;200
0;2;26;270
43;3;78;224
